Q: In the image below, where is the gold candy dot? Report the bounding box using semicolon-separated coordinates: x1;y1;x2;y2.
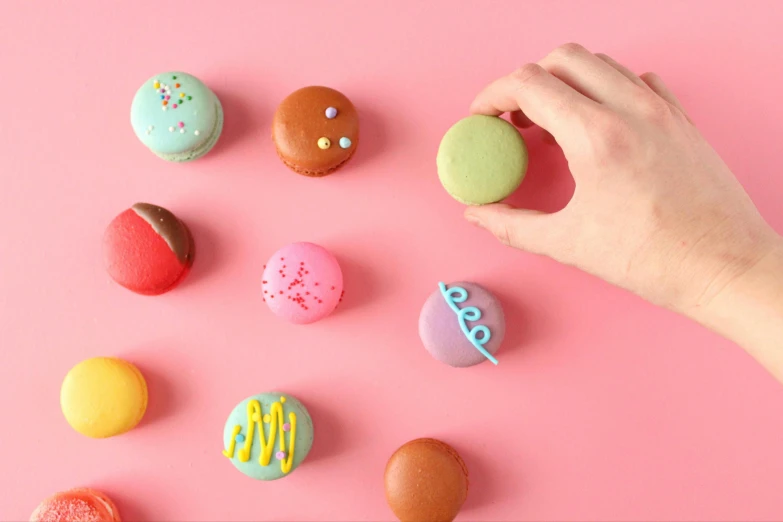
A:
317;137;331;150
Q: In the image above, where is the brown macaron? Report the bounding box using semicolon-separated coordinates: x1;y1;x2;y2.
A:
384;438;469;522
272;86;359;177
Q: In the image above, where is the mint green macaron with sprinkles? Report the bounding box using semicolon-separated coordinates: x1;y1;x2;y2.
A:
437;115;528;205
131;72;223;162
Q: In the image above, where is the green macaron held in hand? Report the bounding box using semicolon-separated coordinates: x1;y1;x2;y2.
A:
437;115;528;205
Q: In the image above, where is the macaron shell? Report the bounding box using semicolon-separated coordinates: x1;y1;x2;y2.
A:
60;357;148;438
130;71;220;158
437;115;528;205
419;282;505;367
262;242;344;324
385;438;469;522
103;205;193;295
151;97;223;162
222;393;314;481
272;86;359;175
30;488;121;522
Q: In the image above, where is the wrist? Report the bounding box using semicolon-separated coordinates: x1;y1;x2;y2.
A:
688;234;783;381
674;224;781;316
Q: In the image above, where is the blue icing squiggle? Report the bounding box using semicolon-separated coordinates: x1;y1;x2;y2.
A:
438;282;499;365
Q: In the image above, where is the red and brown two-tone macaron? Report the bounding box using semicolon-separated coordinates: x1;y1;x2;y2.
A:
272;86;359;177
384;438;469;522
103;203;194;295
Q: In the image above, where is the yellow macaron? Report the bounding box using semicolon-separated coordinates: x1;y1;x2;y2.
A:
60;357;148;438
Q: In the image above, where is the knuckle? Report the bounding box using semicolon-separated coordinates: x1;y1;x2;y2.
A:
636;92;674;125
639;71;659;84
496;222;514;247
590;112;634;159
510;63;544;89
552;42;588;59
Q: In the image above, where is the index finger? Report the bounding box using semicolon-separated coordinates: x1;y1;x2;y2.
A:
470;63;601;142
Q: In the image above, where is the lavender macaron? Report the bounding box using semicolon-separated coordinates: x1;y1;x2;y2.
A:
418;281;505;367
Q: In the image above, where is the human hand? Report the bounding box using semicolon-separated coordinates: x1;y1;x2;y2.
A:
465;43;781;315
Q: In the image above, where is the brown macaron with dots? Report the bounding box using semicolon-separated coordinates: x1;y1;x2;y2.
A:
384;438;469;522
272;86;359;177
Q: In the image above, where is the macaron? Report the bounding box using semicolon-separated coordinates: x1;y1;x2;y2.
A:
30;488;121;522
130;71;223;161
437;114;528;205
222;392;314;481
61;357;147;438
272;86;359;176
385;438;469;522
262;242;344;324
103;203;194;295
419;281;505;367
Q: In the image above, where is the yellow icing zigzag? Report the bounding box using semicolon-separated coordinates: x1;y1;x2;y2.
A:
223;397;298;474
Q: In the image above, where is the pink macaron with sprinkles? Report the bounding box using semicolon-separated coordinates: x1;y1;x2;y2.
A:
103;203;194;295
262;242;344;324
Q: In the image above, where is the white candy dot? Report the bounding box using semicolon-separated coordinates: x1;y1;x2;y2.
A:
194;130;200;136
162;106;168;111
180;128;185;134
169;126;175;132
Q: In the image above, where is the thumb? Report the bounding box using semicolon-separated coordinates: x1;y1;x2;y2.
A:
464;204;554;255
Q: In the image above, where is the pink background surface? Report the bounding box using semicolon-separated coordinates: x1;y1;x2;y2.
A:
2;1;783;520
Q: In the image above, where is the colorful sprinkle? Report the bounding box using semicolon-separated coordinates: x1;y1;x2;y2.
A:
325;107;338;119
187;95;192;100
263;414;271;423
162;100;168;106
235;433;245;443
160;88;165;93
153;81;160;89
282;422;291;432
175;83;181;88
339;137;352;149
317;137;331;149
172;104;178;109
275;451;286;460
160;95;165;100
168;126;175;132
172;75;178;80
179;92;185;98
178;121;184;128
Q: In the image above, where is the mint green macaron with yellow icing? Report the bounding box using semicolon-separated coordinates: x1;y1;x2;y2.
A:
222;392;314;481
131;72;223;162
437;115;528;205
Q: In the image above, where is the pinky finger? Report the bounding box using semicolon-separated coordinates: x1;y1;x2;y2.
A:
640;72;689;116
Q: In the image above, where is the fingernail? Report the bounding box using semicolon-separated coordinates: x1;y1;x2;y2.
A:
465;213;484;229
